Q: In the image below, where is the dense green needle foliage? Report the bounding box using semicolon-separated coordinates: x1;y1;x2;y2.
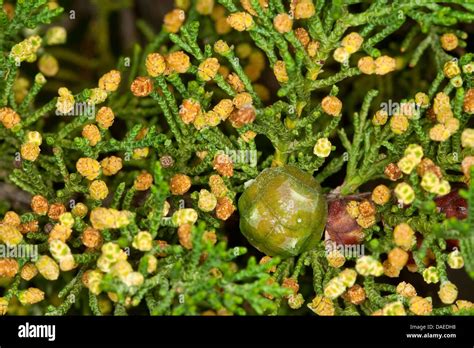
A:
0;0;473;316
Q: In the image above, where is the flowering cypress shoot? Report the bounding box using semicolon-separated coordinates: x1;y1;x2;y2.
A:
0;0;474;317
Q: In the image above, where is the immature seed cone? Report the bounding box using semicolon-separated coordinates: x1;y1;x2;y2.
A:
89;88;107;105
196;0;215;15
388;247;409;269
26;131;42;146
241;130;257;142
90;208;132;230
239;166;326;257
198;189;217;212
155;240;169;257
35;255;60;281
358;200;375;217
203;231;217;245
462;156;474;179
443;61;460;78
132;147;149;159
308;295;334;316
307;41;320;57
333;47;350;64
396;281;417;298
326;249;345;268
372;109;388;126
